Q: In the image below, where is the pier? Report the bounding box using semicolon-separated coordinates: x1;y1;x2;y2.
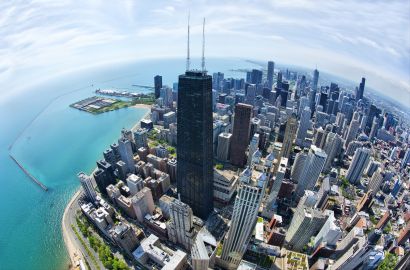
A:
9;154;48;192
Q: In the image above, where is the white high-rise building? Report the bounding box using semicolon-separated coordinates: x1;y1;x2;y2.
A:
346;147;371;184
263;158;287;218
220;167;267;269
126;174;144;196
367;168;384;194
191;228;217;270
369;117;379;140
217;132;232;162
298;96;310;116
296;106;311;146
295;145;327;198
285;202;328;251
313;210;342;249
168;198;195;250
131;187;155;223
78;172;97;203
247;133;260;165
291;150;307;183
323;132;343;172
344;118;360;148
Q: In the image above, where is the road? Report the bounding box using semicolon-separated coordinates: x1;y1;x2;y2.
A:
62;189;106;270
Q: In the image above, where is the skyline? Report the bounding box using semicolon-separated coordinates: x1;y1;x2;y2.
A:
1;0;410;107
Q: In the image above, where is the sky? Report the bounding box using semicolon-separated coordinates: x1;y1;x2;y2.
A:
1;0;410;106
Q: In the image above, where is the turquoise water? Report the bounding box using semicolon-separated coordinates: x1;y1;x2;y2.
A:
0;58;260;270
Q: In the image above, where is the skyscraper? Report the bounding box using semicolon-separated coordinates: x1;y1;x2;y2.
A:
356;77;365;101
154;75;162;99
177;70;213;219
366;168;384;194
310;69;319;112
295;145;327;198
280;113;297;158
267;61;274;90
118;137;135;173
78;172;97;203
344;117;360;148
220;168;267;269
296;106;311;146
217;132;232;162
346;147;371;184
230;103;253;167
323;132;342;172
168;198;195;250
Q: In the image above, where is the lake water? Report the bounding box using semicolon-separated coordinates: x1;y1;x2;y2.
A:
0;58;260;269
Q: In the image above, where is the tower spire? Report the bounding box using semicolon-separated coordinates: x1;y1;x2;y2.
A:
201;17;206;73
186;13;191;71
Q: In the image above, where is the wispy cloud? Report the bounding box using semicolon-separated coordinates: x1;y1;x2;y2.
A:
1;0;409;106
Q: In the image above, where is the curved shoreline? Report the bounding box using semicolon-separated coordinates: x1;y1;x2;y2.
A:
62;106;151;267
62;188;82;268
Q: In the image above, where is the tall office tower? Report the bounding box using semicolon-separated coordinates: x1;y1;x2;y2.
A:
264;158;287;218
133;128;148;149
291;150;307;183
344;117;360;148
168;198;195;250
118;137;135;173
366;104;381;130
401;148;410;169
230;103;253;167
154;75;162;99
248;133;260;165
93;168;115;196
280;113;297;158
276;71;283;88
369;117;378;140
191;229;217;270
220;169;267;269
360;115;367;131
346;147;371;184
296;106;311;146
285;203;328;251
217;132;232;162
333;230;383;270
160;86;174;107
310;69;319;111
323;132;342;172
313;127;327;148
295;145;327;198
298;96;310;116
131;187;155;222
367;169;384;194
245;84;256;105
78;172;97;203
250;69;263;84
267;61;274;90
126;174;144;196
356;77;365;101
177;70;213;219
103;148;117;166
313;210;342;249
212;72;224;91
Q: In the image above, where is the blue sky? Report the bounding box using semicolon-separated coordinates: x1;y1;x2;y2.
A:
1;0;409;106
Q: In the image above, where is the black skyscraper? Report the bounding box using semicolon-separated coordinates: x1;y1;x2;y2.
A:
154;75;162;99
267;61;274;90
177;70;213;219
356;77;365;101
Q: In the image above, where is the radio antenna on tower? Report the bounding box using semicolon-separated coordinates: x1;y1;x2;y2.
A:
186;13;191;71
201;18;206;72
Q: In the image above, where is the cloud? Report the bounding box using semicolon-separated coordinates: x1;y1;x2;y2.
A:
0;0;409;106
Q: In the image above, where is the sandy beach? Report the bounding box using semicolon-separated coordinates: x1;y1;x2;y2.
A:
131;104;151;131
61;188;82;268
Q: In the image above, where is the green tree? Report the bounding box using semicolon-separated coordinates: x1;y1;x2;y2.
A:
377;253;398;270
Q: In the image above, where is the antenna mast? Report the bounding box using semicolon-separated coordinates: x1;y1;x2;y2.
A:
201;18;206;72
186;13;191;71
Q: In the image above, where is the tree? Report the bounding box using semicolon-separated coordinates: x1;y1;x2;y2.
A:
377;253;397;270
